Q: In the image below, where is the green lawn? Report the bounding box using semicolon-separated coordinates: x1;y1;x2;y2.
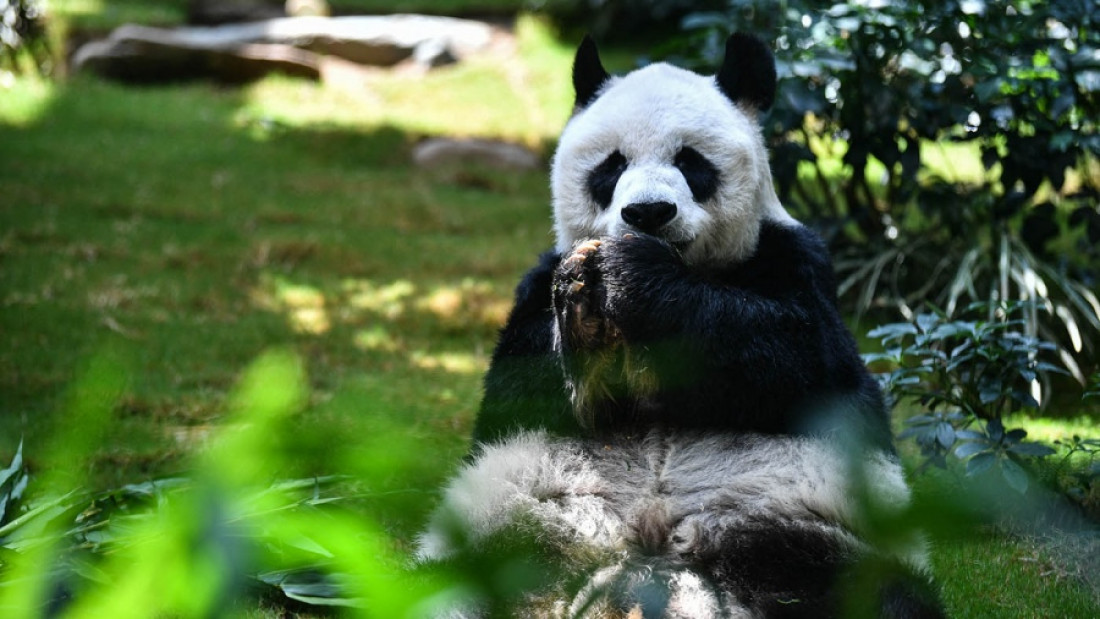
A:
2;13;1099;618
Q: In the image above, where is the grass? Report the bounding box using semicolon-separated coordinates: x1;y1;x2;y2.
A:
0;15;574;490
931;533;1100;618
2;12;1100;618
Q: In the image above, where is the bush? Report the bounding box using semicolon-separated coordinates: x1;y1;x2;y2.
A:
666;0;1100;372
529;0;725;40
867;302;1099;514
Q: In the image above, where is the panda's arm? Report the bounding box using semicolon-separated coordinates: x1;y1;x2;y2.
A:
597;223;884;437
470;251;580;446
601;223;833;346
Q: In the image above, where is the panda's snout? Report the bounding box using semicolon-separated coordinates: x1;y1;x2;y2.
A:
621;201;676;234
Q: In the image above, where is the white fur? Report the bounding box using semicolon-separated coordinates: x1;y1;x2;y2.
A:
417;430;930;617
550;63;796;266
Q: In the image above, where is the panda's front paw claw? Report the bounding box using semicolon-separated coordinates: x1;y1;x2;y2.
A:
564;239;602;267
555;239;616;351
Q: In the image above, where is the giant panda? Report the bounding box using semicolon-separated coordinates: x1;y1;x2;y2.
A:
417;34;944;618
470;34;891;451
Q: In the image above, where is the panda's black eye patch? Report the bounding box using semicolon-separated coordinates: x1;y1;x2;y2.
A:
586;150;627;209
674;146;720;203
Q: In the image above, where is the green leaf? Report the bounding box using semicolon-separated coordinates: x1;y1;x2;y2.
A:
1001;458;1029;494
0;441;24;491
0;441;27;525
867;323;918;340
257;570;362;608
861;352;897;364
979;385;1003;405
897;426;927;440
966;452;996;476
903;414;938;425
954;442;989;459
0;490;83;540
1007;442;1056;458
915;314;940;334
936;423;956;449
987;418;1005;441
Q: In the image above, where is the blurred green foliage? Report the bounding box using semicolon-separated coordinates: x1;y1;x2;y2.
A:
1;348;1096;616
0;352;440;617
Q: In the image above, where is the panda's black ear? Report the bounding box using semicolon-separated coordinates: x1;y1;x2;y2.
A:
715;33;777;112
573;35;610;109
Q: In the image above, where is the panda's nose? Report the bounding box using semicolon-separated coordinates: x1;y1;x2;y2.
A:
621;201;677;233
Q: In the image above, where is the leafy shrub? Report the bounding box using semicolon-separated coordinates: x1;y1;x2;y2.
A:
528;0;725;39
666;0;1100;371
867;303;1098;507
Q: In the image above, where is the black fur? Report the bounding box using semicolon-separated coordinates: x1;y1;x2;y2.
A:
716;32;778;112
586;150;627;209
673;146;721;203
472;222;893;452
572;35;610;110
471;250;579;444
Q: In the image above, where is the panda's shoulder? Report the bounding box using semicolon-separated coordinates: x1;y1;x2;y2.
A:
511;250;562;305
755;219;830;262
738;219;833;281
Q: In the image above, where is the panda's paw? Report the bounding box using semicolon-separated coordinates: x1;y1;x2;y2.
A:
554;239;620;351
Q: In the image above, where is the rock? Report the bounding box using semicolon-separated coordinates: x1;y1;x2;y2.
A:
167;15;494;67
71;15;496;82
72;25;321;84
413;138;543;170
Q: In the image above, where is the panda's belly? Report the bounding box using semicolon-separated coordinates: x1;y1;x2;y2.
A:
423;430;909;560
518;430;874;556
416;429;929;618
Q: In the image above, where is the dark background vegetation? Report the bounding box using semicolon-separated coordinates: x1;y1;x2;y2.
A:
1;0;1099;616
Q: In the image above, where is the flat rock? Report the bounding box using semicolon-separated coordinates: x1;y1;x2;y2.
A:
413;138;543;170
72;15;495;83
72;25;321;83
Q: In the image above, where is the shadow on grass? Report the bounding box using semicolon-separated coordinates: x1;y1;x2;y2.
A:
0;74;553;492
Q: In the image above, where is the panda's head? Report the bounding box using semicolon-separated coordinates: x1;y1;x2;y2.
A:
550;34;795;266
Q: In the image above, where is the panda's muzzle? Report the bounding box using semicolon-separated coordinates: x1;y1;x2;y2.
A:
621;201;676;235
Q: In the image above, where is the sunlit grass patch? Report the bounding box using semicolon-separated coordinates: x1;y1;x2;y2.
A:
1005;414;1100;445
0;77;55;126
0;68;552;487
235;15;572;144
51;0;188;29
932;533;1100;618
